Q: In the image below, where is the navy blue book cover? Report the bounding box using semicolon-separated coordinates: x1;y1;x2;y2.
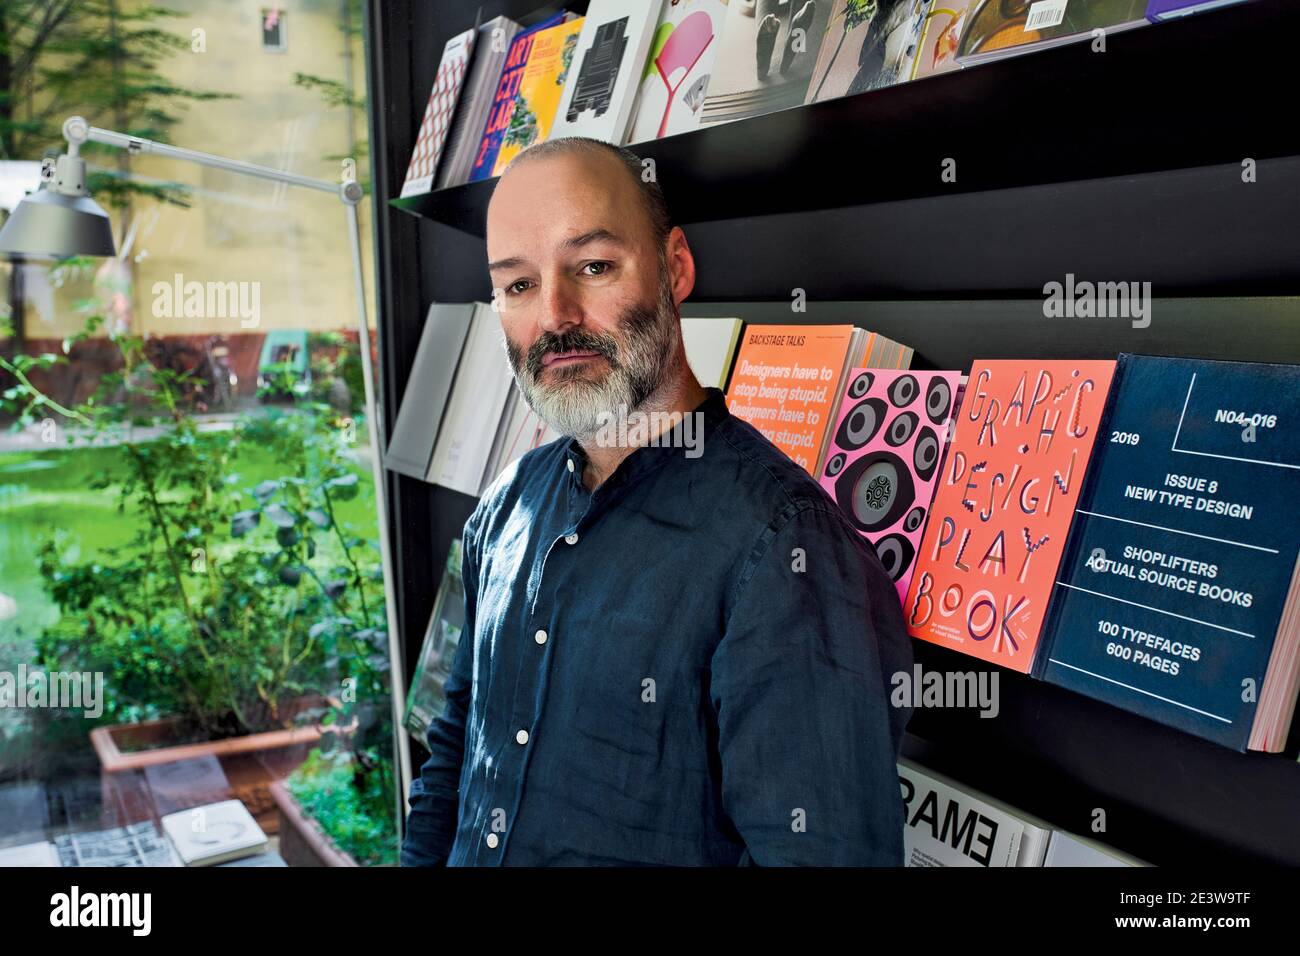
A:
1038;354;1300;751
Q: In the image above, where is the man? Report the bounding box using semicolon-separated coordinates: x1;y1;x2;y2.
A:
401;137;913;866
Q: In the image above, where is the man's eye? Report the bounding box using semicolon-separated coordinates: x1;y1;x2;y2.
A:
583;262;611;277
507;280;532;295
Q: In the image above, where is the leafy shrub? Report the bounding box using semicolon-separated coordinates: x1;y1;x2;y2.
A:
3;296;398;861
287;743;398;866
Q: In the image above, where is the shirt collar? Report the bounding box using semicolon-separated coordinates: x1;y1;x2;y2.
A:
564;387;731;495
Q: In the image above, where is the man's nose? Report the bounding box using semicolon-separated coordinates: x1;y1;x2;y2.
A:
535;278;585;336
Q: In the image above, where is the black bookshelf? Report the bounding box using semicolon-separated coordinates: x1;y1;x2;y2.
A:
390;0;1300;299
364;0;1300;865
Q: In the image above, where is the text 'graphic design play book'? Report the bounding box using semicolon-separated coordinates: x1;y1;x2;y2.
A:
1037;354;1300;752
905;359;1116;673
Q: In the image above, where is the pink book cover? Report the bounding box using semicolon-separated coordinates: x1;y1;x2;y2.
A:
819;368;962;604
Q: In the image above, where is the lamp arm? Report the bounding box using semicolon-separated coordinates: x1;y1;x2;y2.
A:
64;115;338;196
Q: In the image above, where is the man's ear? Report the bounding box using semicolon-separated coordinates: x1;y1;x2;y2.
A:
667;227;696;304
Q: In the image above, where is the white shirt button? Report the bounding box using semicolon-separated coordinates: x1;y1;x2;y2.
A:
516;729;529;745
565;532;578;545
485;833;499;849
566;458;575;473
534;628;547;644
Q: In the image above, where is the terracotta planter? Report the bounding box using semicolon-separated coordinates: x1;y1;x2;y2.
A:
269;779;359;867
90;696;339;835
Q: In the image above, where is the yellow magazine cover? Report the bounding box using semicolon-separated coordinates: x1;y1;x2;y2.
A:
491;17;584;176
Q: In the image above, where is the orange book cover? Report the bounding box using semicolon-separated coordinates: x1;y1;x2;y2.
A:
904;359;1117;673
724;324;856;476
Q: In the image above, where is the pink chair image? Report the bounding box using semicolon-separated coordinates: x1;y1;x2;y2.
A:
650;11;716;138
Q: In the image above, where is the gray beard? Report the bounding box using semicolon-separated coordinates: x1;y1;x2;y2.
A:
504;266;678;439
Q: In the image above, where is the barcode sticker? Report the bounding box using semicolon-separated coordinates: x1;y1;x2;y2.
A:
1024;0;1067;30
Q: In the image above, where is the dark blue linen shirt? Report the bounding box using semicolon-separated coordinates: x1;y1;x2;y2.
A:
401;386;913;866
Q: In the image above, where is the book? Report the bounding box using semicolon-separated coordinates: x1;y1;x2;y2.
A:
625;0;730;143
681;316;744;390
53;821;180;867
383;303;475;481
723;324;869;476
479;387;562;496
898;758;1051;866
805;0;934;103
470;13;574;182
1037;355;1300;752
861;329;915;371
1044;829;1148;866
1145;0;1249;19
399;27;476;197
955;0;1148;66
820;370;963;603
549;1;662;146
0;840;60;866
426;304;518;495
490;16;586;176
912;0;977;77
701;0;835;126
160;799;268;867
405;540;466;743
437;16;525;189
904;359;1117;673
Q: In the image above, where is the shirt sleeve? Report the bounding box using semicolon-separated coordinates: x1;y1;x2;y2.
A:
710;501;914;866
400;520;480;868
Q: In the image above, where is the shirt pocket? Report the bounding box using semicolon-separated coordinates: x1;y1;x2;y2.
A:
568;647;717;778
570;666;667;758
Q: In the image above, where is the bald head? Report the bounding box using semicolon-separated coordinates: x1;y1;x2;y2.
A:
491;137;670;253
483;138;698;439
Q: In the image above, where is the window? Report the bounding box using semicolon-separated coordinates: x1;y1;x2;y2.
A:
262;8;287;52
0;0;390;869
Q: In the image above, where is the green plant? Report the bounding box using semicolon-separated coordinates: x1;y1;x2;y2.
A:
502;96;539;151
557;33;576;87
3;305;386;736
2;283;398;862
307;330;364;415
33;401;390;740
257;359;309;404
287;743;398;866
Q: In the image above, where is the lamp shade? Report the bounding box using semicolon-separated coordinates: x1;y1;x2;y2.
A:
0;186;116;257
